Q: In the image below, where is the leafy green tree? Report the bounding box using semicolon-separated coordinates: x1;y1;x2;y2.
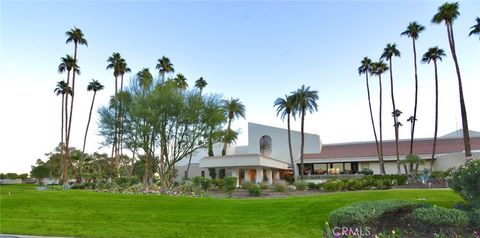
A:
274;94;297;180
432;2;472;157
156;56;175;83
381;43;401;174
30;160;50;183
422;47;446;172
291;85;318;180
221;98;246;156
82;79;104;154
358;57;381;164
370;61;388;174
401;22;425;155
469;17;480;39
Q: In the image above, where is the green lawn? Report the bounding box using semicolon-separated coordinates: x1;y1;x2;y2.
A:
0;185;462;238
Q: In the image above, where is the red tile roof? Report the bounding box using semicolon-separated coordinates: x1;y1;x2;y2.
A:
304;137;480;159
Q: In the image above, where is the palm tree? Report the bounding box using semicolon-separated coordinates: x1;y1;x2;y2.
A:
469;17;480;39
432;2;472;157
54;81;71;149
106;52;122;176
221;98;246;156
136;68;153;93
82;79;104;155
195;77;207;95
174;73;188;90
380;43;401;174
422;47;446;172
370;61;388;174
274;95;297;180
358;57;381;165
118;58;131;92
401;22;425;156
117;58;130;161
291;85;318;180
156;56;175;83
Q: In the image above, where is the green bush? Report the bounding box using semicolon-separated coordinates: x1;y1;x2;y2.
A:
240;181;254;189
70;184;85;189
321;180;341;192
259;182;269;190
360;168;373;175
448;158;480;205
469;208;480;229
295;181;307;191
223;176;237;196
192;176;213;191
283;175;294;184
372;175;407;185
307;182;318;190
272;181;287;192
329;200;418;226
431;171;448;180
115;176;140;188
212;178;224;189
407;206;469;227
248;184;262;197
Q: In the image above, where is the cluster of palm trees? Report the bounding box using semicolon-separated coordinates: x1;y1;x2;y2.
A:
274;85;319;181
359;2;478;175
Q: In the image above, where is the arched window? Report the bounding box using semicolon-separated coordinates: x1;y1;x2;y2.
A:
260;135;272;156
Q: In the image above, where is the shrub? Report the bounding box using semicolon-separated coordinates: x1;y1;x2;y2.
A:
115;176;140;188
407;206;469;227
83;182;96;189
322;180;341;192
259;182;269;190
372;175;407;185
283;175;294;184
272;181;287;192
241;181;254;189
248;184;262;197
448;158;480;205
295;181;307;191
328;200;418;226
223;176;237;196
212;178;224;189
70;184;85;189
307;182;318;190
469;208;480;229
192;176;213;191
360;168;373;175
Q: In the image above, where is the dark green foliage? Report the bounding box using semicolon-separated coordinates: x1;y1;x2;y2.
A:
407;206;469;227
372;175;407;185
192;176;213;191
212;178;224;189
223;176;237;195
469;208;480;229
360;168;374;175
307;182;319;190
448;158;480;205
295;181;307;191
321;177;396;192
248;184;262;197
114;176;140;188
218;169;226;179
283;175;294;184
208;168;216;179
328;200;419;226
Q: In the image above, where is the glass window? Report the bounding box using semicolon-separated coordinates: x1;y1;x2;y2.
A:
313;164;328;175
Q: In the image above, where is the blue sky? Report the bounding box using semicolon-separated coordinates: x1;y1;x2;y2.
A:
1;0;479;173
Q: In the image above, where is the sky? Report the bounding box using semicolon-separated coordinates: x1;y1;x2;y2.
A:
0;0;479;174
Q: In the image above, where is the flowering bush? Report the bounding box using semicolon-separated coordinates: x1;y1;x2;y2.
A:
447;157;480;205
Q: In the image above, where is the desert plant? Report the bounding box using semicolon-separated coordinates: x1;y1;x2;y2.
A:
272;181;287;192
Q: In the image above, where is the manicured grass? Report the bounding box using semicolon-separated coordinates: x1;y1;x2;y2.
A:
0;185;462;238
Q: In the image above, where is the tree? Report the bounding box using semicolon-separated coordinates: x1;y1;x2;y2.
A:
174;73;188;90
469;17;480;39
358;57;381;165
221;98;246;156
422;47;446;172
54;80;71;149
195;77;207;95
274;95;297;179
370;61;388;174
432;2;472;157
381;43;401;174
401;22;425;155
82;79;104;155
156;56;175;83
291;85;318;180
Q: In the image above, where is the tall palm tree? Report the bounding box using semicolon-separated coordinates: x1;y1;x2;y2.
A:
118;58;131;93
291;85;318;180
221;98;246;156
156;56;175;83
82;79;104;154
401;22;425;155
106;52;122;176
65;27;88;60
422;47;446;172
432;2;472;157
274;95;297;180
380;43;401;174
469;17;480;39
358;57;381;164
174;73;188;90
370;61;388;175
117;58;130;161
195;77;207;95
136;68;153;93
54;81;71;149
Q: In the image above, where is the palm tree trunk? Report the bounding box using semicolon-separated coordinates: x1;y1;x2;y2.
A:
82;92;97;154
447;23;472;157
410;38;418;155
61;94;65;145
300;109;305;180
113;75;120;177
365;73;381;166
430;60;440;173
378;75;385;175
222;118;232;156
287;113;296;181
388;59;401;175
66;69;80;183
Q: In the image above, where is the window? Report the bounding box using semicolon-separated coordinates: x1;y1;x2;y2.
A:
201;171;205;178
259;135;272;156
